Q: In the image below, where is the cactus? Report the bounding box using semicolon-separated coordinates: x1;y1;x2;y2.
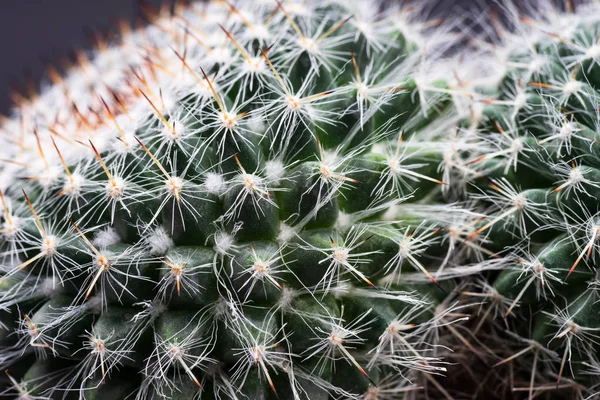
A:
0;1;471;399
6;0;600;399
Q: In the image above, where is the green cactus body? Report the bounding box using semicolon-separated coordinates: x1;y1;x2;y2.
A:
0;1;470;399
6;0;600;399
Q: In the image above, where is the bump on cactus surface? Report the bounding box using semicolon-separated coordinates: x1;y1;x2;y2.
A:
4;0;600;399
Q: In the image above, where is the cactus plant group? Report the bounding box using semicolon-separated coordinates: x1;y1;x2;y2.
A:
4;0;600;399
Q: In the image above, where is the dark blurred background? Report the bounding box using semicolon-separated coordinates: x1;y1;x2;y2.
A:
0;0;578;116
